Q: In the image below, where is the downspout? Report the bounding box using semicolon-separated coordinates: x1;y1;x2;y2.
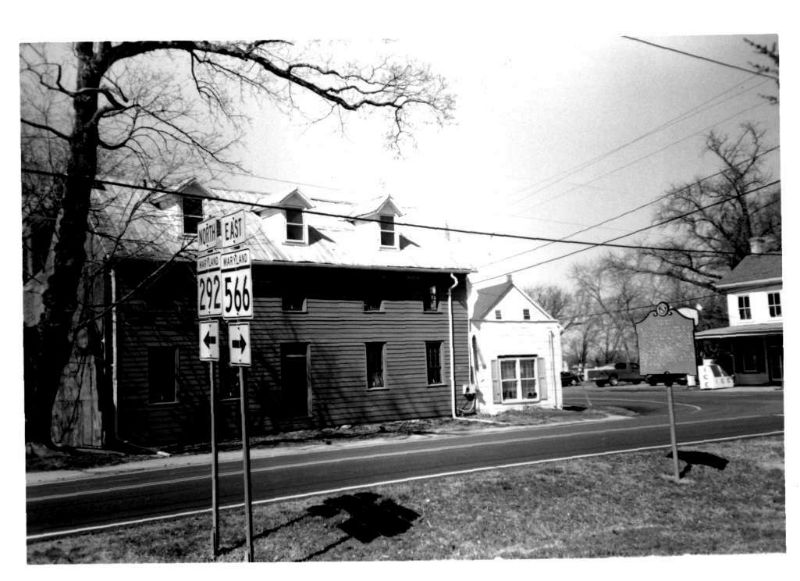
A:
110;266;119;441
448;273;458;419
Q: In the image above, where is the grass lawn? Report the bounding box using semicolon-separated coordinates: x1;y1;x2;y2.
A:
27;435;785;563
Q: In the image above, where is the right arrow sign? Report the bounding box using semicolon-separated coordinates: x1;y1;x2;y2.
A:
229;323;251;367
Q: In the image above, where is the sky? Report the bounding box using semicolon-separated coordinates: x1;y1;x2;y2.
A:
213;32;782;290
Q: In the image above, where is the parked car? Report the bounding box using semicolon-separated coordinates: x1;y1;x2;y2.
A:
585;362;645;387
561;371;582;386
645;373;688;387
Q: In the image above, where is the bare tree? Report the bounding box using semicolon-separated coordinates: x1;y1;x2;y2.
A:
523;284;579;330
20;41;455;447
607;124;780;291
744;37;779;104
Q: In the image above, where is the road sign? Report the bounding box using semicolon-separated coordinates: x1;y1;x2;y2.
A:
197;217;219;252
199;320;220;361
229;323;251;366
221;248;253;319
197;251;222;318
220;210;246;249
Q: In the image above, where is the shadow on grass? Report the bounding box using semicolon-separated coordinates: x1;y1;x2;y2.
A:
667;449;730;478
300;492;421;561
218;514;310;556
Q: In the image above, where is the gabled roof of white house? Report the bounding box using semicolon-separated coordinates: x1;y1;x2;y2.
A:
90;183;473;273
471;279;554;322
715;254;782;290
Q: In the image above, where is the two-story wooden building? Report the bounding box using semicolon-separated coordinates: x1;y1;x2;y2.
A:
32;179;473;448
695;238;783;386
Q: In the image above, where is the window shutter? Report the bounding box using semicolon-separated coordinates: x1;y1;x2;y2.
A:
537;357;548;400
491;359;502;404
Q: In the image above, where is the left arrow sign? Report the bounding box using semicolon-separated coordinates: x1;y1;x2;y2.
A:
199;321;220;362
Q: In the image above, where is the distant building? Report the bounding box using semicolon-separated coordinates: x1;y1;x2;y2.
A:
24;179;473;448
695;237;782;386
468;277;563;413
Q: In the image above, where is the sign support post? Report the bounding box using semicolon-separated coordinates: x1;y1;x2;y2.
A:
218;209;255;561
635;301;699;484
666;383;681;482
209;361;219;558
238;366;254;562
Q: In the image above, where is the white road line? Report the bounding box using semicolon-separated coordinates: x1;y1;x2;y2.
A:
26;430;784;542
27;413;780;503
584;397;703;412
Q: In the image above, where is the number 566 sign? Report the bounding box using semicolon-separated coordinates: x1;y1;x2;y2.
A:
220;248;253;319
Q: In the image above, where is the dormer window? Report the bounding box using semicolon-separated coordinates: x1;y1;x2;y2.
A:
286;208;306;243
182;197;203;235
380;215;397;248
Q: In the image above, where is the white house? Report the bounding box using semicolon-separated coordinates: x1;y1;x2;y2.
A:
468;276;563;414
695;237;782;386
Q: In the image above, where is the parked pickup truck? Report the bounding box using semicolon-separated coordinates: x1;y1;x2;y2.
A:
586;362;645;387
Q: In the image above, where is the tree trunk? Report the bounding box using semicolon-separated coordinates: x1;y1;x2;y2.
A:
27;43;104;446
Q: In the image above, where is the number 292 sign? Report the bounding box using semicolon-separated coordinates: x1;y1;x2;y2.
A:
197;252;222;318
220;248;253;320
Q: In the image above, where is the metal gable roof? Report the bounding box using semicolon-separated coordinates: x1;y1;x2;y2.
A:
90;184;474;273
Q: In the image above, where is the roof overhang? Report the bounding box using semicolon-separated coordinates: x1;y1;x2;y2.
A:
695;323;783;339
716;277;782;291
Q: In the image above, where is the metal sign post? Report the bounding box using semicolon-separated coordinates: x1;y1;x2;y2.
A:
197;218;223;559
665;384;681;482
209;361;219;557
238;365;254;562
220;211;255;561
228;322;253;560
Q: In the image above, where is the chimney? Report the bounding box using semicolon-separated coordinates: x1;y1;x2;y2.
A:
506;274;513;284
749;236;766;254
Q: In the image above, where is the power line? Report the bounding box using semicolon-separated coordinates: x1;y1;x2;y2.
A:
473;179;781;284
560;293;722;325
209;167;341;191
22;168;752;258
622;36;780;81
479;144;780;269
505;75;771;205
512;100;768;213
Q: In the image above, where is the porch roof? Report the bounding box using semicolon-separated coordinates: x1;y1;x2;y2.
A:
695;321;783;339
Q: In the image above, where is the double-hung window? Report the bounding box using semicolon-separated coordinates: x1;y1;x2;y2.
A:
286;208;305;243
366;342;386;389
768;292;782;317
738;295;752;320
499;357;538;401
379;215;396;248
425;341;443;385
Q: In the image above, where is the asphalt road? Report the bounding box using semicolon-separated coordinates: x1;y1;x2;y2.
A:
27;386;783;539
